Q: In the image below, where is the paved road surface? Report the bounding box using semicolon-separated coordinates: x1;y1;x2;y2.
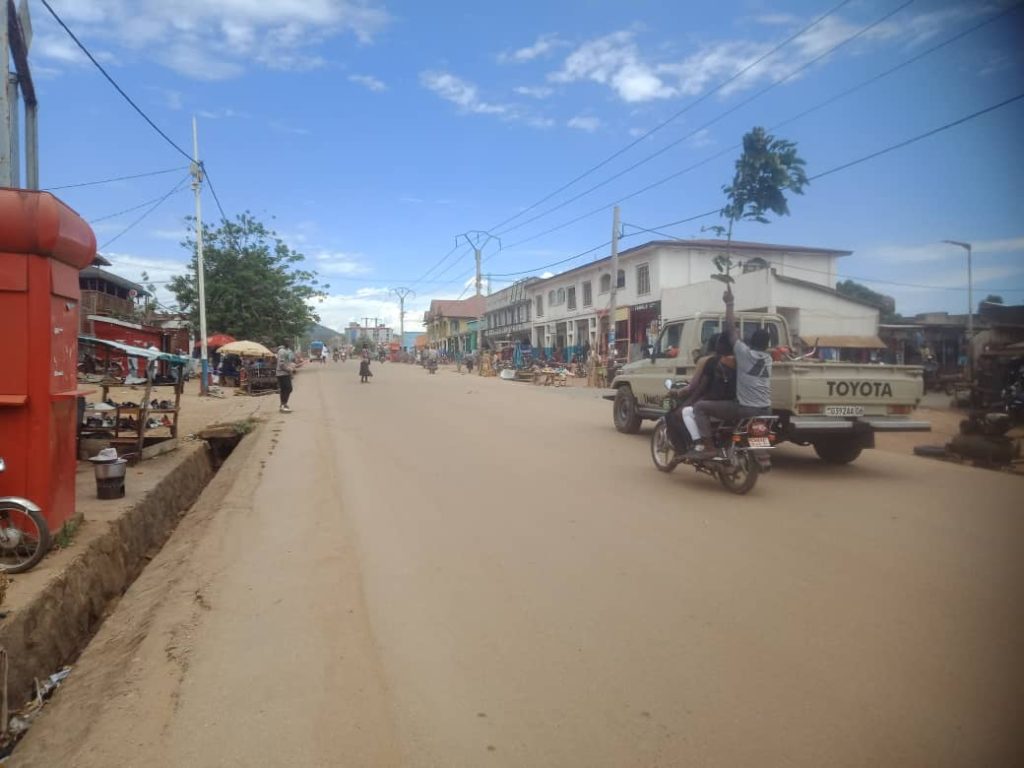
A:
14;363;1024;767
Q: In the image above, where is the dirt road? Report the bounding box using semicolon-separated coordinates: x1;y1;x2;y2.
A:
14;363;1024;767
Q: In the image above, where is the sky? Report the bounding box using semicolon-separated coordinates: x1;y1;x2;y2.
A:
23;0;1024;332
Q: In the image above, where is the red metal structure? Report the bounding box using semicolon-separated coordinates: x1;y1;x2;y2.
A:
0;189;96;532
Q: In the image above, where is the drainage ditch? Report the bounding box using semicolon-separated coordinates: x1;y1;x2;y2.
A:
0;421;255;757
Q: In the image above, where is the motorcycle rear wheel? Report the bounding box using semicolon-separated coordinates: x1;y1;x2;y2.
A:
718;451;759;495
0;503;51;574
650;420;678;473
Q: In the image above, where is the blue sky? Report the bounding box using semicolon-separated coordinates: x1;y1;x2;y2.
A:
27;0;1024;331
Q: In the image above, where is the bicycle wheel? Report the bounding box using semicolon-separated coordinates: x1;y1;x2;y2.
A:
0;502;52;574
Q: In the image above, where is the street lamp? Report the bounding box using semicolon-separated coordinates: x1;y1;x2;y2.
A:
941;239;973;380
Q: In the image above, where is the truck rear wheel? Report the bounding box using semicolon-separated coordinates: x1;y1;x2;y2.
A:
613;386;642;434
813;438;863;465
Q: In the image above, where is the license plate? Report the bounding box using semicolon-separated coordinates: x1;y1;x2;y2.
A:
824;405;864;417
748;437;771;448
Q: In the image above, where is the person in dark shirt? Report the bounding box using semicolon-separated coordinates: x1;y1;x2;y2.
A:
686;286;772;459
665;333;735;452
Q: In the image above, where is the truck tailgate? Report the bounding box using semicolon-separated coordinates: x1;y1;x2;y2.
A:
778;363;924;415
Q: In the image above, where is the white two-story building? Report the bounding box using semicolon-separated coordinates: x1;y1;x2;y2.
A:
510;238;853;360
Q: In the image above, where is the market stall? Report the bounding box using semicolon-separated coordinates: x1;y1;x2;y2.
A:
78;336;189;462
216;340;279;396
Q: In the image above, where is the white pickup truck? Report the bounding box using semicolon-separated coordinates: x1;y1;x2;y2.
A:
606;311;929;464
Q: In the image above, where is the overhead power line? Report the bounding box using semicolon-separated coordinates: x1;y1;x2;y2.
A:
483;90;1024;282
201;164;230;223
38;0;193;163
44;166;188;191
412;243;466;286
89;181;191;224
808;91;1024;182
98;174;192;250
460;3;1015;279
493;0;915;240
486;0;857;234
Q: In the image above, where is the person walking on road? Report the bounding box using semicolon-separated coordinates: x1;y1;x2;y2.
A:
276;344;296;413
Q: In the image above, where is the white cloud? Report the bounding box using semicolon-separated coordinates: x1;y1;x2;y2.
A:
687;128;714;148
35;1;390;80
35;33;116;67
551;30;677;103
270;120;311;135
567;115;601;133
514;85;554;99
628;127;647;138
349;73;388;92
551;9;969;104
499;34;566;64
310;250;370;276
420;70;509;115
197;108;248;120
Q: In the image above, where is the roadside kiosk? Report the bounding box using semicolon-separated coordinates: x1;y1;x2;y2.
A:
0;189;96;533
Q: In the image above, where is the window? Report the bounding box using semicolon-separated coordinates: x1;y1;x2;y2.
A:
536;295;544;316
658;323;685;356
567;286;576;310
556;287;565;305
617;269;625;289
582;281;592;306
549;290;556;305
636;264;651;295
599;274;611;293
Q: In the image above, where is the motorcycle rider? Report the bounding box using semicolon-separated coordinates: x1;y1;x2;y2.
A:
665;333;735;452
685;285;772;459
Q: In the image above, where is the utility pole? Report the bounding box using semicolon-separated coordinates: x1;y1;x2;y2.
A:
456;230;501;297
942;239;974;382
456;230;500;353
2;0;36;188
391;287;415;350
608;205;620;358
191;117;210;395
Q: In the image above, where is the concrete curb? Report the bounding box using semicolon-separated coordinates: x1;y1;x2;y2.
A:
0;430;258;705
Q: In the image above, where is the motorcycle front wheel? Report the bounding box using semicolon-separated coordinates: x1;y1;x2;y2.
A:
0;502;51;574
718;451;759;495
650;420;678;473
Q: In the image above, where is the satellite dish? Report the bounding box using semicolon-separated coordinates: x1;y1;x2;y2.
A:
128;289;138;298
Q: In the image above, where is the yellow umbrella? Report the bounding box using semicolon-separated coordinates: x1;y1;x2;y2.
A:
216;340;275;357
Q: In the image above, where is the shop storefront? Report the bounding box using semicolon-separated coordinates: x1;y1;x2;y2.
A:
629;300;662;360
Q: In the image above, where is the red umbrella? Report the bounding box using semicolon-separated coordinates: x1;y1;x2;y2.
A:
194;333;236;349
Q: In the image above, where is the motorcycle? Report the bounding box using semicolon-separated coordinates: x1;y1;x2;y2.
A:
0;456;51;573
649;379;777;495
427;358;438;374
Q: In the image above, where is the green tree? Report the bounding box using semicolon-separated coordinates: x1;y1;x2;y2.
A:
169;212;328;344
713;126;808;281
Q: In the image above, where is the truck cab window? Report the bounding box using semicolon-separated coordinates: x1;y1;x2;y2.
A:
658;323;684;357
700;320;721;349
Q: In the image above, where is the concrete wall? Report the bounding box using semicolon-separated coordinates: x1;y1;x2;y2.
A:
661;270;878;339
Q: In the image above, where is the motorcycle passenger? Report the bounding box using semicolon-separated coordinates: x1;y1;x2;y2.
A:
665;333;735;452
686;286;772;459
